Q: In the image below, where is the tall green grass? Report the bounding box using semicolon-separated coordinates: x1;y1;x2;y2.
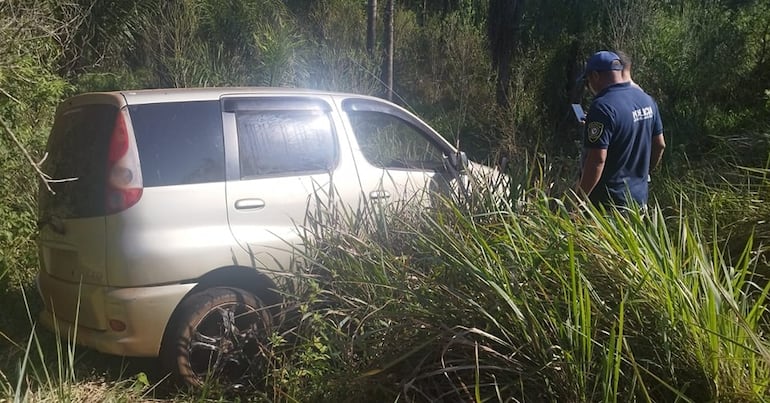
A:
278;167;770;402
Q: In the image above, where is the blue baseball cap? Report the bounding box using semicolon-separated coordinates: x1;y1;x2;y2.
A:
578;50;623;81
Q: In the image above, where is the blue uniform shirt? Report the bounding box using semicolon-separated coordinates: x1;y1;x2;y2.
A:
582;82;663;207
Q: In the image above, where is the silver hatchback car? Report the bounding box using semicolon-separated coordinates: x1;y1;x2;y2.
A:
36;87;489;386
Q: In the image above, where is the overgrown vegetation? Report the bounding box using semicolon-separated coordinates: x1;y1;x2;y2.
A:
1;0;769;401
280;173;770;401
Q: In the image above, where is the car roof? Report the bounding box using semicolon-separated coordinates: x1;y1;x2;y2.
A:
89;87;379;105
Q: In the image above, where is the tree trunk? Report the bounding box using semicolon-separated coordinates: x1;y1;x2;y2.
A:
383;0;395;101
487;0;525;107
443;0;457;14
366;0;377;56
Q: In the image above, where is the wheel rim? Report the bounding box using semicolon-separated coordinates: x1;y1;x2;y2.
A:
188;300;272;384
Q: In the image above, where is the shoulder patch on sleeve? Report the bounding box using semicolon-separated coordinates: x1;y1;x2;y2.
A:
587;122;604;143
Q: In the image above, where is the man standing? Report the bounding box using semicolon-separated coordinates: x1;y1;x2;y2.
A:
576;50;666;210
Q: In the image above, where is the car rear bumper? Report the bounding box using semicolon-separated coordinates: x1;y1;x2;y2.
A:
37;272;195;357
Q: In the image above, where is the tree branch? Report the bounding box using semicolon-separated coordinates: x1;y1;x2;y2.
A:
0;116;77;195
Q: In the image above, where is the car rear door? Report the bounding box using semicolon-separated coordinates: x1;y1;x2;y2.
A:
222;96;338;271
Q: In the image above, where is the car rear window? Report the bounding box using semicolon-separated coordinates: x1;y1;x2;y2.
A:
128;101;224;187
39;103;117;218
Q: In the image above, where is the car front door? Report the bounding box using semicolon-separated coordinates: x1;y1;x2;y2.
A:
340;97;459;211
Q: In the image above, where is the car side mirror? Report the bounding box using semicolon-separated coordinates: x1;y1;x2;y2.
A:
447;151;468;171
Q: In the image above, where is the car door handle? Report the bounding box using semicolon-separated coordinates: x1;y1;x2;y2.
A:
234;199;266;210
369;190;391;200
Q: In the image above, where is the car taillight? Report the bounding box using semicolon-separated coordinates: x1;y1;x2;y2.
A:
106;109;143;214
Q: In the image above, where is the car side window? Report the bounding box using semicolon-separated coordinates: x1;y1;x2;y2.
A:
129;101;225;187
346;110;446;171
235;110;336;179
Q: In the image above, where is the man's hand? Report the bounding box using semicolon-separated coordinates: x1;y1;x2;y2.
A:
650;133;666;171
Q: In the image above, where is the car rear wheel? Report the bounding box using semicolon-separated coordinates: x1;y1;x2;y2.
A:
161;286;273;388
